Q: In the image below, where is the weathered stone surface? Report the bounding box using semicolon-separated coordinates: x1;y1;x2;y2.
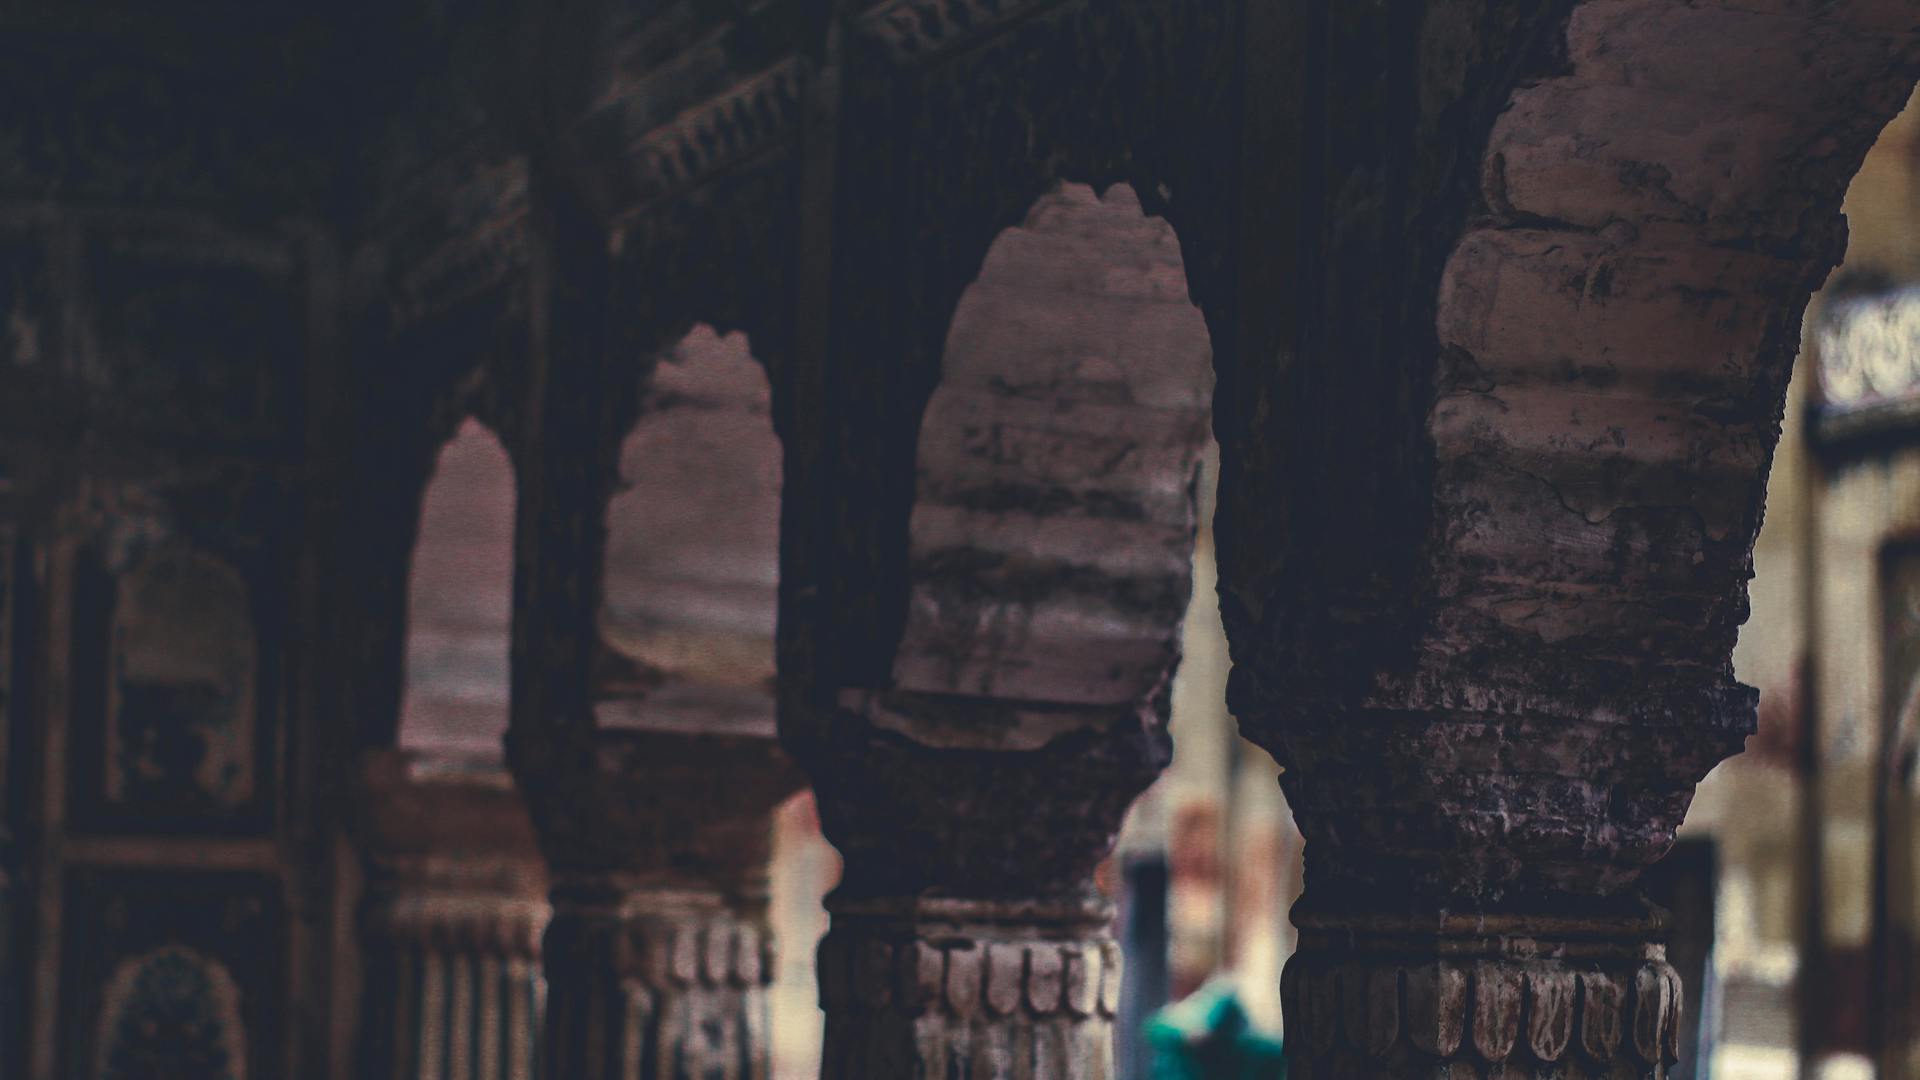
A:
8;0;1920;1076
1283;906;1684;1079
817;896;1120;1080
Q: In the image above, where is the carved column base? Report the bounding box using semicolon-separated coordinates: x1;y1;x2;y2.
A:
816;896;1123;1080
363;878;551;1080
354;751;552;1080
1281;903;1683;1080
541;882;773;1080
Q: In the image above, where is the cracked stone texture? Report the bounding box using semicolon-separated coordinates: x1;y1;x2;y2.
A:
1221;0;1920;910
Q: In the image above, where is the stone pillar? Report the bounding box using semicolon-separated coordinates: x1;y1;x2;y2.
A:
1194;1;1920;1075
791;697;1169;1080
512;730;796;1080
773;165;1216;1075
353;750;551;1080
1222;688;1737;1080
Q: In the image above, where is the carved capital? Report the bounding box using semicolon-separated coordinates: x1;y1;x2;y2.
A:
510;728;800;890
817;895;1120;1079
542;885;775;1080
353;751;552;958
801;703;1167;900
509;727;792;1080
614;60;806;218
1282;904;1682;1079
363;892;550;961
1241;700;1741;905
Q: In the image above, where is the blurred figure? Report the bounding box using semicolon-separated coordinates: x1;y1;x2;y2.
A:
1144;979;1285;1080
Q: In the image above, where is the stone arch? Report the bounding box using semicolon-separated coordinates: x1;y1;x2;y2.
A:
788;176;1222;1080
595;324;783;735
1201;7;1920;1074
397;416;518;757
361;414;549;1080
891;180;1215;720
803;179;1217;906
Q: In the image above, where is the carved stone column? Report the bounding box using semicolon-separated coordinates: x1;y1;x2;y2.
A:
773;134;1220;1070
512;730;797;1080
354;750;551;1080
1233;685;1731;1079
792;696;1169;1080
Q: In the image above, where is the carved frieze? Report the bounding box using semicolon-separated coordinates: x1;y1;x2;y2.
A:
816;896;1121;1079
1282;907;1683;1079
855;0;1077;63
605;59;806;223
542;894;776;1080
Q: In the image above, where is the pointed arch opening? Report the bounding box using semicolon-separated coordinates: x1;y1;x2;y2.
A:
595;324;783;735
397;417;517;759
890;180;1216;729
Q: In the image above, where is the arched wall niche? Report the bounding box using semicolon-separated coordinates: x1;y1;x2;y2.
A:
106;546;260;818
875;180;1216;748
94;945;249;1080
396;416;518;760
594;324;783;736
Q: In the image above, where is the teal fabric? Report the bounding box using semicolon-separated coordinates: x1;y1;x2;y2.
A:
1143;981;1286;1080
